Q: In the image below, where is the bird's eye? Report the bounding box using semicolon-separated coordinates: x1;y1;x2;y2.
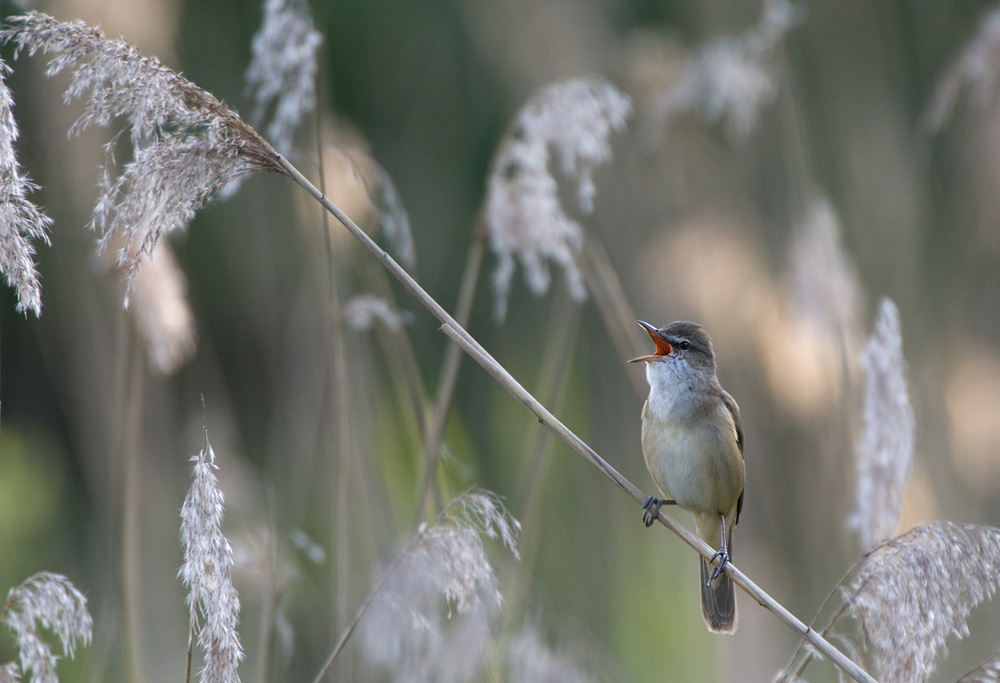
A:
677;340;691;351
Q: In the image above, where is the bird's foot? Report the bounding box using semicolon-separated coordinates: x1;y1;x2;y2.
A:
641;496;663;527
707;549;730;585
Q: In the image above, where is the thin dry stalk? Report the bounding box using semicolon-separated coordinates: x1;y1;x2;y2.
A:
117;328;148;683
503;287;582;622
579;233;646;394
415;225;487;521
278;151;878;683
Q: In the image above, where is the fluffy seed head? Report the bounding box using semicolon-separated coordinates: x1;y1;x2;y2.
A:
245;0;322;154
484;77;631;321
1;12;282;305
1;572;93;683
0;57;51;316
179;435;244;683
844;522;1000;683
359;491;520;682
850;298;915;550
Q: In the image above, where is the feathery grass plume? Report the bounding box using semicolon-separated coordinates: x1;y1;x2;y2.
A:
359;490;520;682
0;12;283;304
179;433;244;683
1;572;93;683
647;0;797;141
342;294;413;331
245;0;322;155
127;241;197;375
926;7;1000;130
0;58;51;316
483;77;631;321
849;298;914;550
506;624;596;683
842;522;1000;683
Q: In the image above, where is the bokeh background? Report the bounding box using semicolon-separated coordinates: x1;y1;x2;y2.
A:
2;0;1000;681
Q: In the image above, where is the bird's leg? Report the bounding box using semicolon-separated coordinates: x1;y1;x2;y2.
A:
707;513;730;584
641;496;676;527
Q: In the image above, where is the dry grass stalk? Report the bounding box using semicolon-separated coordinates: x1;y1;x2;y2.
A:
281;152;878;682
850;298;914;550
0;12;283;303
483;76;630;320
179;433;244;683
0;58;51;316
1;572;93;683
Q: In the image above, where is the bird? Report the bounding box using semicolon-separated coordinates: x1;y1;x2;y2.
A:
629;320;745;633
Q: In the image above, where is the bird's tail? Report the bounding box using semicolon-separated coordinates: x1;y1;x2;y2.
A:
700;555;737;633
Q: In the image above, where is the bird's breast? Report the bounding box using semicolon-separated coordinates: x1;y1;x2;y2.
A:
641;398;744;514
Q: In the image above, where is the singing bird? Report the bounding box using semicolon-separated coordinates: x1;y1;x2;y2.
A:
629;320;745;633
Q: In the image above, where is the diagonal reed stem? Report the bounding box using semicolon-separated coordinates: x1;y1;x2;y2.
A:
415;224;487;522
275;153;879;683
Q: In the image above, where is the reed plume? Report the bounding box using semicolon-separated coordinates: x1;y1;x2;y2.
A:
1;12;283;304
0;57;51;316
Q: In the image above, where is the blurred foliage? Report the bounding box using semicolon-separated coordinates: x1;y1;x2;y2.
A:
3;0;1000;681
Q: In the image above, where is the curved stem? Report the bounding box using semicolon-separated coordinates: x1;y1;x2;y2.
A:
414;225;487;522
276;153;878;683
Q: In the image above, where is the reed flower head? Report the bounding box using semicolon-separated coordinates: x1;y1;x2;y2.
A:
1;12;283;304
506;624;596;683
179;434;244;683
648;0;796;140
127;242;197;375
843;522;1000;683
927;7;1000;130
360;490;520;682
343;294;412;331
483;77;630;321
245;0;322;155
1;572;93;683
0;58;51;316
850;298;914;550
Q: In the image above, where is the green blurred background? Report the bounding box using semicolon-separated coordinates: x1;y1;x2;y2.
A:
3;0;1000;681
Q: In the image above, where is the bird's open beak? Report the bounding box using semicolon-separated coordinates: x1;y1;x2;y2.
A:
628;320;674;363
